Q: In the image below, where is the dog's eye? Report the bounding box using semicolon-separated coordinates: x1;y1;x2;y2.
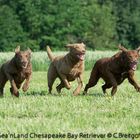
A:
129;56;133;59
74;46;79;49
17;55;22;59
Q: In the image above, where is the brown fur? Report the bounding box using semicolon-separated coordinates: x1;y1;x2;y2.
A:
0;46;32;97
47;43;86;95
84;45;140;96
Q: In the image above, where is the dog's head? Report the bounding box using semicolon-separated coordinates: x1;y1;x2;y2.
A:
14;46;31;69
118;44;140;71
65;43;86;61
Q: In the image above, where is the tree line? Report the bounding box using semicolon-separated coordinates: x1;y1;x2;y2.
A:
0;0;140;51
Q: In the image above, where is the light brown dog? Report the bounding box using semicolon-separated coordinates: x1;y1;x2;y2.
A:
84;45;140;96
47;43;86;95
0;46;32;97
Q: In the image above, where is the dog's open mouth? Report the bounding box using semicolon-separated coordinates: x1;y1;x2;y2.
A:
76;53;85;60
21;63;28;69
130;61;138;71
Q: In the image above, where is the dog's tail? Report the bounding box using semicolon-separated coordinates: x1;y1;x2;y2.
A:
46;46;55;61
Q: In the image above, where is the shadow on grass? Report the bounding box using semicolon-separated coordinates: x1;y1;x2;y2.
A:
24;91;64;97
22;90;106;98
24;91;47;96
81;92;105;97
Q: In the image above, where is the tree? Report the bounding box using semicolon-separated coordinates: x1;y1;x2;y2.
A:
112;0;140;48
39;0;117;50
0;5;27;51
0;0;140;51
82;0;117;49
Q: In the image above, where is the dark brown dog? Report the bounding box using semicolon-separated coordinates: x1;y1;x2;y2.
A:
47;43;86;95
0;46;32;97
84;45;140;96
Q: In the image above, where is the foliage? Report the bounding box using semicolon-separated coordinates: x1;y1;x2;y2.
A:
112;0;140;48
0;5;27;51
0;0;140;51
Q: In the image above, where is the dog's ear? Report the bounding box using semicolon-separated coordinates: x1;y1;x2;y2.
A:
136;46;140;52
15;46;20;54
118;44;127;52
65;44;74;48
81;42;86;48
27;48;32;54
136;46;140;57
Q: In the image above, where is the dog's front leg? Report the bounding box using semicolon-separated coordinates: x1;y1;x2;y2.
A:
128;71;140;92
6;73;19;97
59;73;71;89
22;74;32;92
73;74;83;96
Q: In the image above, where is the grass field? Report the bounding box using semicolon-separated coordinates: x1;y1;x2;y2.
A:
1;71;140;140
0;51;140;140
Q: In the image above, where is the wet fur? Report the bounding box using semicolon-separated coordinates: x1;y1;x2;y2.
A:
84;45;140;96
47;43;86;95
0;46;32;97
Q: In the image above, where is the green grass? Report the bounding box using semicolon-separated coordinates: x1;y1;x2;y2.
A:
0;51;140;139
1;71;140;139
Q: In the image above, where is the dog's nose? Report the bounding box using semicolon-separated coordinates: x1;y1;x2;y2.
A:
133;59;138;63
22;61;27;65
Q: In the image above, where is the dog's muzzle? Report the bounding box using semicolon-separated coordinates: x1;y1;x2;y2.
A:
130;61;138;71
77;53;85;61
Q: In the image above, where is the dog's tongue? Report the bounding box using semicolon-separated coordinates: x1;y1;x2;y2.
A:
130;63;137;71
77;54;85;60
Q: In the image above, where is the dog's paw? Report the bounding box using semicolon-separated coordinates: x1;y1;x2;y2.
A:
22;84;29;92
135;85;140;92
73;91;79;96
10;87;19;97
56;86;61;93
12;91;19;97
83;91;87;95
66;85;71;90
137;87;140;92
14;91;19;97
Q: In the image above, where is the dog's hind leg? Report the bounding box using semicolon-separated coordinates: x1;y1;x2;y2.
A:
105;72;117;96
16;83;22;89
56;81;65;93
102;83;112;94
47;64;57;94
0;88;4;97
0;72;7;97
84;68;100;95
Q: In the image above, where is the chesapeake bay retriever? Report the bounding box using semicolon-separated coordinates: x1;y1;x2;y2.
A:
47;43;86;95
84;45;140;96
0;46;32;97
